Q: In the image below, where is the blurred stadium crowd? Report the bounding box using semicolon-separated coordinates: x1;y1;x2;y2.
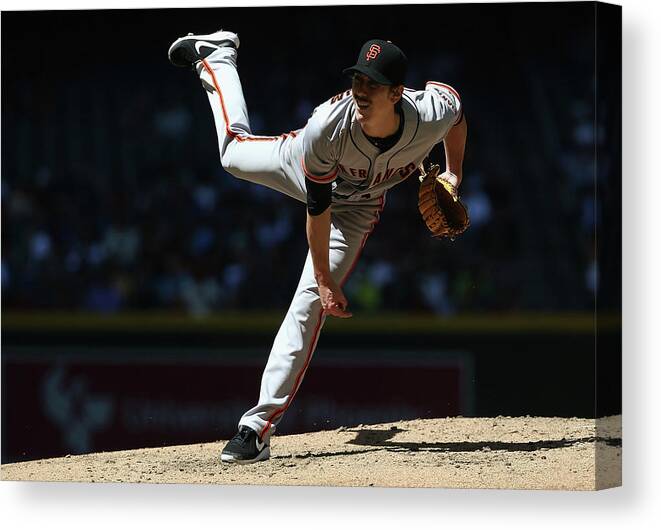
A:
1;10;612;316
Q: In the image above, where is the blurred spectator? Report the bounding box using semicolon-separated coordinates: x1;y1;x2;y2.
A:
461;172;492;230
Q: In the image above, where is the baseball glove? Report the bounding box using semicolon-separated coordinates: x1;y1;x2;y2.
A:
417;161;470;240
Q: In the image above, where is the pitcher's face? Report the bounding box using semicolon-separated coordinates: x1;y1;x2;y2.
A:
351;74;402;125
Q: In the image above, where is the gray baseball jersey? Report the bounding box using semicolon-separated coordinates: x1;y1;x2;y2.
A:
196;44;462;443
298;82;462;203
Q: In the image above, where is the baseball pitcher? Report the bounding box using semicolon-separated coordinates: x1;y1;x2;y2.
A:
168;30;467;464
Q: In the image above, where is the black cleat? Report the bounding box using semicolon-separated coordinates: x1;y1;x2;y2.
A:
168;30;240;67
221;426;270;464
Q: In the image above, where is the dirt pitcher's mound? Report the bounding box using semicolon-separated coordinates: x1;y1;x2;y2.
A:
1;416;621;490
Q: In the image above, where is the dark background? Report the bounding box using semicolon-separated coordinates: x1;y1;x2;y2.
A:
1;3;621;463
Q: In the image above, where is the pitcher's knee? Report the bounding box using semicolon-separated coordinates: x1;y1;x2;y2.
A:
219;149;243;179
300;285;323;308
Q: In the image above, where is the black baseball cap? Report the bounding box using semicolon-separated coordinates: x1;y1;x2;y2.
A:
343;39;408;86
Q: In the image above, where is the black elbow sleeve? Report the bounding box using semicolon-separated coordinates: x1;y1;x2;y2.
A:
306;178;332;216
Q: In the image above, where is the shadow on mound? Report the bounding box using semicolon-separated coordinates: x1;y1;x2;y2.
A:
345;428;622;453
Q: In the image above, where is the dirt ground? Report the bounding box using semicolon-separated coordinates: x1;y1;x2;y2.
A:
1;415;621;490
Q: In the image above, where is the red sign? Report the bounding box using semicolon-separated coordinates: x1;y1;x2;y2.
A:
2;349;473;463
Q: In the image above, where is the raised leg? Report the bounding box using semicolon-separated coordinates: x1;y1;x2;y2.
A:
197;46;307;202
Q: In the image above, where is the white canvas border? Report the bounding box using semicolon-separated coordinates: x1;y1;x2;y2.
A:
1;0;658;528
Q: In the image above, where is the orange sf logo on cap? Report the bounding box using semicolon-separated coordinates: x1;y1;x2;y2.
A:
365;44;381;61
